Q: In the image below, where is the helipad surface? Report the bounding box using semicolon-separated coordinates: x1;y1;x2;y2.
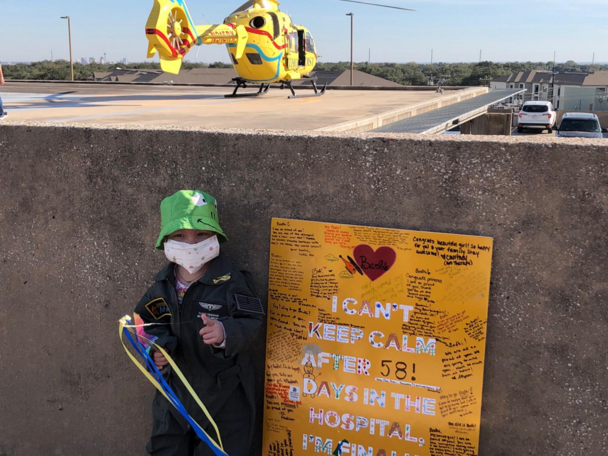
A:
1;82;447;131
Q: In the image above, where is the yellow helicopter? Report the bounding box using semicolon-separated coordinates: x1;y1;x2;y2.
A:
145;0;414;98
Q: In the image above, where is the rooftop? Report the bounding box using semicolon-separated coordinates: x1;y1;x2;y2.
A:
492;70;608;87
1;81;454;131
492;70;554;84
582;71;608;86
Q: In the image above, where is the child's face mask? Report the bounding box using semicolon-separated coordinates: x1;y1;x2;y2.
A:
164;235;220;273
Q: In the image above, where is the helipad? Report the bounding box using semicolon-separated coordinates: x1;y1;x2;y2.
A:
1;82;485;131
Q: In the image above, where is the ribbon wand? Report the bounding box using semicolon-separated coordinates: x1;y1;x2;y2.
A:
119;315;228;456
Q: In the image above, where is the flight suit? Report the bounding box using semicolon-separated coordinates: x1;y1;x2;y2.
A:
135;254;265;456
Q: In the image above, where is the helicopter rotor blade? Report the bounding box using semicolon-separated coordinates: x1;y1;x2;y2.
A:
338;0;415;11
231;0;257;15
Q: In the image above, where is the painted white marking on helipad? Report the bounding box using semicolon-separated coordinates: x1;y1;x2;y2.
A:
44;97;257;122
9;104;89;113
47;106;190;123
2;93;76;103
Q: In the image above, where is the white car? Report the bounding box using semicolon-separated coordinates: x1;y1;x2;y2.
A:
557;113;607;139
517;101;557;133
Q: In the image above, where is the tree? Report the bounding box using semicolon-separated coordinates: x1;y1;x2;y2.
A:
561;60;581;72
208;62;232;69
4;60;607;85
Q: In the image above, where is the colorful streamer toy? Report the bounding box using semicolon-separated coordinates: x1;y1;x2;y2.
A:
119;315;228;456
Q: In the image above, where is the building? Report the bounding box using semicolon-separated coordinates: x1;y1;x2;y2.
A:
491;70;608;111
491;70;586;104
558;71;608;112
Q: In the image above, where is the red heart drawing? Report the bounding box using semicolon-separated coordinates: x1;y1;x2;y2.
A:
353;245;397;282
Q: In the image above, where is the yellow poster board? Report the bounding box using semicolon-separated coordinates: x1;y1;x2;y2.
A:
263;218;493;456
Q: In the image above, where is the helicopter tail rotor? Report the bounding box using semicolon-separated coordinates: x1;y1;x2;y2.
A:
145;0;199;74
145;0;250;74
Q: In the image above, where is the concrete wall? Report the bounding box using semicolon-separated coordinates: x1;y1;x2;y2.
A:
559;86;608;113
461;113;513;135
0;125;607;456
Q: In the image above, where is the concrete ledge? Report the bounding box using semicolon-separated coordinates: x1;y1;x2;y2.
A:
3;119;608;145
0;123;607;456
317;87;489;133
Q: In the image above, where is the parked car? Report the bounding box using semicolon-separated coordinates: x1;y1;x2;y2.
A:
517;101;557;133
557;113;607;139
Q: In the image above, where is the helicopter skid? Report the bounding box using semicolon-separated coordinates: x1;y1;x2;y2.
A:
224;82;270;98
284;80;327;99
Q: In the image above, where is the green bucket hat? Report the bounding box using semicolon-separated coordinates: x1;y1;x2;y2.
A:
156;190;227;250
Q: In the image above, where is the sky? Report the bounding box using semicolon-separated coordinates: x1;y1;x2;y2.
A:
1;0;607;64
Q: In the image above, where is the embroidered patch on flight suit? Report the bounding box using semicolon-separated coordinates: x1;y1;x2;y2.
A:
213;273;232;285
234;294;265;315
145;298;172;320
199;302;224;311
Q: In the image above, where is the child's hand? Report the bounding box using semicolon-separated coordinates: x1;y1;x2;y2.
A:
199;315;225;345
153;350;169;369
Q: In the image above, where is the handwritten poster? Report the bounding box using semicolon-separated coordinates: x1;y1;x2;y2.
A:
263;219;493;456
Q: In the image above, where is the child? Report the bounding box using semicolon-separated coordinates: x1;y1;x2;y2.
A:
135;190;264;456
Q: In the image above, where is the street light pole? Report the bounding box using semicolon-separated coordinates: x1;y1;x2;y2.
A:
61;16;74;81
346;13;354;86
552;61;556;107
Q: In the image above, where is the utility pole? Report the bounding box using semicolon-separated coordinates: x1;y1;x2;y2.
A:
552;57;556;107
592;52;595;65
51;49;54;62
479;49;482;62
60;16;74;81
346;13;354;86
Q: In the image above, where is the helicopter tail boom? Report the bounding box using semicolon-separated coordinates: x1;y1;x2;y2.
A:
195;24;249;60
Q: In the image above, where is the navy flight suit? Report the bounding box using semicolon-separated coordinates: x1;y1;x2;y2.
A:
135;254;265;456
